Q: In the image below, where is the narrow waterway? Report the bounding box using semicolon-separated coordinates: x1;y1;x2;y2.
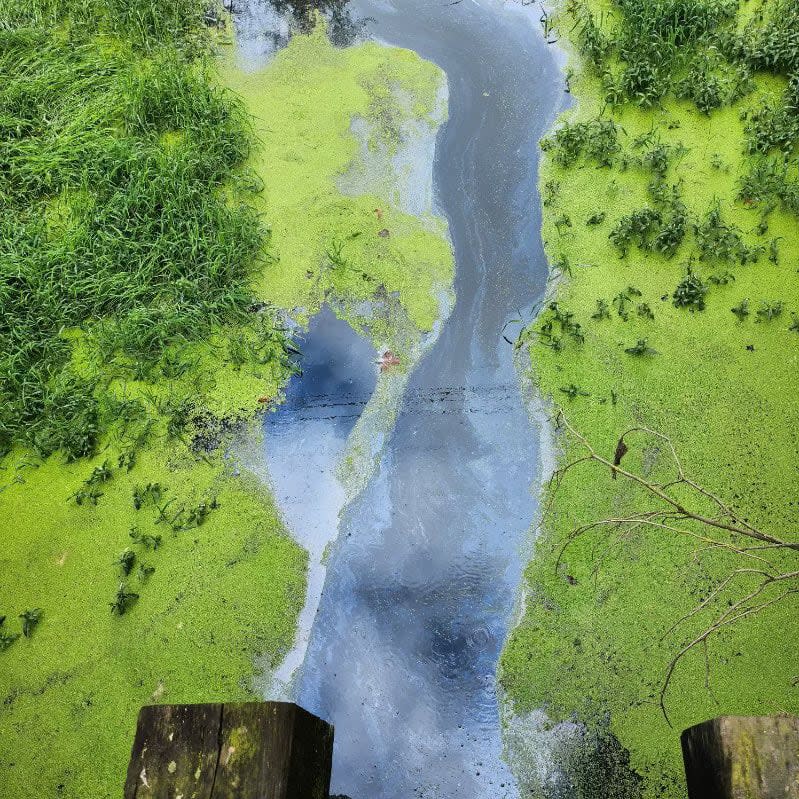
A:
243;1;565;796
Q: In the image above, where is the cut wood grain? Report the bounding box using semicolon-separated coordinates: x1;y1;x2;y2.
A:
681;715;799;799
123;702;334;799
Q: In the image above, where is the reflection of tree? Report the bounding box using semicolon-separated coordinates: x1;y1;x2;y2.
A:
247;0;364;46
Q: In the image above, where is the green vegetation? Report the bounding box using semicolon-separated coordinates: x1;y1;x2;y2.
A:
0;4;295;462
0;444;305;798
0;3;305;797
0;4;452;798
502;0;799;796
223;23;453;342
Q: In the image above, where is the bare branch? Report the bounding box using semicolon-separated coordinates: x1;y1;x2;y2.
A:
548;412;799;723
659;588;799;725
554;411;799;550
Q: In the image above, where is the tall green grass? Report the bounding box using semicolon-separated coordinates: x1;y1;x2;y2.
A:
0;0;208;50
0;2;276;460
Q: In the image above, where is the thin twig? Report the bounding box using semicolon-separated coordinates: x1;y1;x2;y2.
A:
549;412;799;723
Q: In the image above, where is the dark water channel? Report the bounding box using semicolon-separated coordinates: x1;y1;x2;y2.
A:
242;2;565;796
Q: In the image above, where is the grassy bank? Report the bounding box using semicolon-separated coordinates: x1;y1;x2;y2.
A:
0;5;451;796
501;1;799;795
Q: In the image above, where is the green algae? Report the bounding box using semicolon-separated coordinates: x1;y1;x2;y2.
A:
501;3;799;796
221;23;454;340
219;24;454;494
0;442;305;799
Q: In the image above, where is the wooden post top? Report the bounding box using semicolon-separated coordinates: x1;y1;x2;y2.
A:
124;701;334;799
681;715;799;799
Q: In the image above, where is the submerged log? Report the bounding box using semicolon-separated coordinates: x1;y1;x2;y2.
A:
123;702;334;799
681;715;799;799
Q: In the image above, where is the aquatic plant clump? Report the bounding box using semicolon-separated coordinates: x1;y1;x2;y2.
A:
570;0;799;121
738;0;799;76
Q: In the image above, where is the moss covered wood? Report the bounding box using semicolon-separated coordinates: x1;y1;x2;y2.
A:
681;715;799;799
123;702;334;799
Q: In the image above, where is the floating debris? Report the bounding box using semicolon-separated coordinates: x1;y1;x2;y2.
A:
377;351;400;372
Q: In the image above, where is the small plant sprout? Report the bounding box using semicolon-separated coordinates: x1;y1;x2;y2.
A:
19;609;42;638
155;500;178;527
110;584;139;616
0;615;20;652
71;486;104;506
552;254;573;277
69;459;118;505
117;450;136;472
790;313;799;334
586;211;606;226
612;287;642;321
555;214;573;234
613;293;631;321
756;301;784;322
325;238;350;272
87;460;113;485
769;238;780;264
560;384;590;400
138;563;156;581
625;339;657;356
592;299;612;320
537;303;585;349
637;303;655;320
708;271;735;285
542;180;560;206
185;503;209;527
129;528;162;550
652;202;688;258
544;336;564;352
116;549;136;576
185;496;220;528
640;142;672;178
133;482;164;510
132;487;144;510
731;299;751;321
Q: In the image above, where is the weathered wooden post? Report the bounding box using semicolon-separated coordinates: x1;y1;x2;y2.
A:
681;715;799;799
124;702;334;799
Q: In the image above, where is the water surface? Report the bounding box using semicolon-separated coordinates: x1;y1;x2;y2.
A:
257;306;377;692
243;2;565;796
